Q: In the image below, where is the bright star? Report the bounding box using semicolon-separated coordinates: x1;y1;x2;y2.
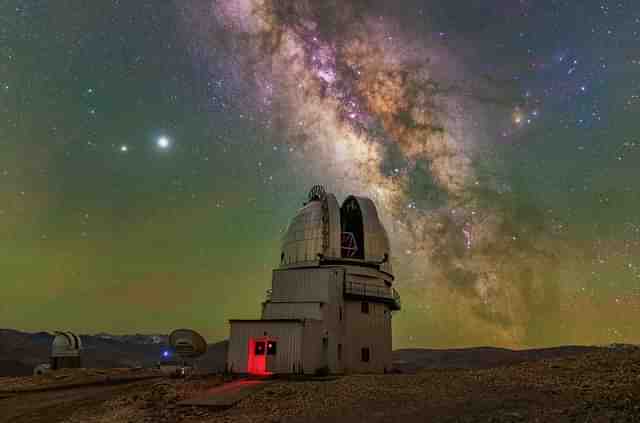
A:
157;136;171;150
513;111;524;125
120;145;128;152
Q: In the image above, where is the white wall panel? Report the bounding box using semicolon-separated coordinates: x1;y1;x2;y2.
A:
262;302;322;320
228;321;303;374
271;267;342;302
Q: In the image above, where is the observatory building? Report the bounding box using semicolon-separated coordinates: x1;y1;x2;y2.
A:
50;331;82;370
227;186;401;375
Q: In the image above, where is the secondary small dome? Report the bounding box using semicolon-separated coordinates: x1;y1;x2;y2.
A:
50;331;83;370
51;331;82;357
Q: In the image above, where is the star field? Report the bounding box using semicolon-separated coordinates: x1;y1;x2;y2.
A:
1;0;639;348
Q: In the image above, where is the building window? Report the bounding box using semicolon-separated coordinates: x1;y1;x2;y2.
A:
267;341;277;355
255;341;266;356
361;301;369;314
338;343;342;361
339;306;343;321
361;347;370;362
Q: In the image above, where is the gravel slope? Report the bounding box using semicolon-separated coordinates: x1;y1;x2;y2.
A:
1;347;638;423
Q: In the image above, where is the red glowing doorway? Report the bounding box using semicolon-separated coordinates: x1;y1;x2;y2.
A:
248;337;272;376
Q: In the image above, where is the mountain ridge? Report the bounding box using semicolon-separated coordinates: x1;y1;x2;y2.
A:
0;329;228;377
2;328;633;377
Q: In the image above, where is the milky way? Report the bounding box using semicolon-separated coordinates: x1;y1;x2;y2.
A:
3;0;639;346
173;0;580;346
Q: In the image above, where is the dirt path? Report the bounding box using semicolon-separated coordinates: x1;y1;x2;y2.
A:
0;380;156;423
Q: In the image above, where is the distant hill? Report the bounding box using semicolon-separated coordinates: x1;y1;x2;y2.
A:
0;329;228;377
392;345;603;373
93;333;168;345
2;328;627;377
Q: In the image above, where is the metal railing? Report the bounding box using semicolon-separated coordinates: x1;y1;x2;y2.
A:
344;281;401;310
266;283;401;310
344;281;391;298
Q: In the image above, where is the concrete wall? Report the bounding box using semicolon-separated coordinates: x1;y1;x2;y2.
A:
230;264;395;375
228;321;303;374
262;302;322;320
320;284;345;374
300;319;324;374
264;265;394;374
278;267;349;375
251;267;348;375
342;300;392;373
271;267;343;303
341;265;394;373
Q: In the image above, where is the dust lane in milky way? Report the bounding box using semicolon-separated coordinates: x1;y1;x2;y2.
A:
177;0;640;346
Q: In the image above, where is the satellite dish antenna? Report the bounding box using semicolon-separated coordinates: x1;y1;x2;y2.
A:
168;329;207;359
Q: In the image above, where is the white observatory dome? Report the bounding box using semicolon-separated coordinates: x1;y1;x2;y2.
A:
280;186;393;275
51;331;82;358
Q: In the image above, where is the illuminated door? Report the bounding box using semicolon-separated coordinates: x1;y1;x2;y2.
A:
248;338;269;375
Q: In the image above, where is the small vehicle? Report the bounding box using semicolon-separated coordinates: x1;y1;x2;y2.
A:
159;359;181;377
161;363;193;378
159;351;193;378
178;365;193;378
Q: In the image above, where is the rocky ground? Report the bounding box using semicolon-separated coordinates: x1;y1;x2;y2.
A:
0;368;162;393
1;347;639;422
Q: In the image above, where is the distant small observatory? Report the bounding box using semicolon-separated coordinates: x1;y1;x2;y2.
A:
228;185;401;375
50;331;83;370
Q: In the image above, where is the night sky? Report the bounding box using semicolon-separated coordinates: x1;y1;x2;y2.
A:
2;0;639;349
